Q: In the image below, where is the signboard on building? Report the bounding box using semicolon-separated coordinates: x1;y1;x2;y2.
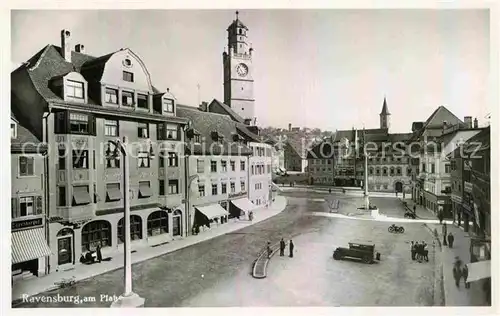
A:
464;181;473;193
12;218;43;230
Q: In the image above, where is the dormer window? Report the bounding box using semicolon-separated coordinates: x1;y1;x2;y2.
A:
163;99;174;113
105;88;118;104
66;80;84;99
122;91;134;107
11;122;17;139
123;71;134;82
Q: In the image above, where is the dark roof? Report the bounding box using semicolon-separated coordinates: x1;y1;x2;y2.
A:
208;99;245;124
227;18;248;31
380;97;390;115
11;116;47;153
176;105;253;156
407;106;463;143
307;141;335;159
463;127;490;154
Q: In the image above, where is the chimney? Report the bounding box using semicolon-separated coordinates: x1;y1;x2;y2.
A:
288;123;292;132
464;116;472;128
75;44;85;53
60;29;72;62
473;118;478;128
199;101;208;112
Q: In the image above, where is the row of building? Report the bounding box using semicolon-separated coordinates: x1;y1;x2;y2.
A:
306;99;491;262
11;15;279;282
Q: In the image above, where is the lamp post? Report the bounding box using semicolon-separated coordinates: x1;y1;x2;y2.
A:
363;129;370;210
186;174;199;235
108;136;145;308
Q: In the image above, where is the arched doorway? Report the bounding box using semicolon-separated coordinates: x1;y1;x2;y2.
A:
81;220;111;253
395;181;403;193
117;215;142;244
57;228;74;265
147;211;168;237
173;209;182;236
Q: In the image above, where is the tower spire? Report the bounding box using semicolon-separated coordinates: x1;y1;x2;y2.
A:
380;96;390;115
236;10;239;20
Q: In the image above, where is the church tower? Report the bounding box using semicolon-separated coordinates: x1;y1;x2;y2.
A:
379;97;391;130
223;11;255;125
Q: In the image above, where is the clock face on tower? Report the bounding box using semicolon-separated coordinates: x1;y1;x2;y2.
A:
236;63;248;77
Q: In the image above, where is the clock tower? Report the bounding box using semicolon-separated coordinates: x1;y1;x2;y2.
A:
223;11;255;124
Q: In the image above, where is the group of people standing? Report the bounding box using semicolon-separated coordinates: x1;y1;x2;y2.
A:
453;256;470;288
267;238;295;258
410;241;429;262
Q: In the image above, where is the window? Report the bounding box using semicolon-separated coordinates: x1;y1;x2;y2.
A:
137;152;150;168
58;186;66;207
106;144;120;169
19;197;35;216
58;149;66;170
197;159;205;173
123;71;134;82
11;123;17;138
251;165;254;175
396;167;402;175
376;168;380;176
105;120;119;136
118;215;142;244
72;150;89;169
240;161;245;171
167;152;178;167
211;161;217;172
194;134;201;143
93;183;98;203
122;91;134;106
382;168;387;176
168;180;179;194
163;99;174;113
390;167;395;176
230;161;236;171
105;88;118;104
212;183;218;195
70;113;89;133
221;183;227;194
241;181;245;191
139;181;152;199
198;184;205;197
138;123;149;138
19;156;35;176
81;220;111;252
66;80;84;99
166;124;178;140
137;94;148;109
147;211;168;237
431;164;435;174
230;182;236;193
72;185;91;206
445;164;451;173
104;183;121;202
221;161;227;172
422;164;426;172
159;180;165;195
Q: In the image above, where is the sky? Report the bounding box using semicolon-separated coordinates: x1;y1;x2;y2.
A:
11;9;491;133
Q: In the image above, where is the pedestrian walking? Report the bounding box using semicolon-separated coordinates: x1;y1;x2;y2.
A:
410;241;416;260
266;242;272;259
462;264;470;288
289;239;294;258
279;238;286;256
396;191;398;197
413;205;416;214
442;223;448;246
438;211;444;224
422;241;429;262
447;232;454;248
329;188;332;194
453;256;463;288
96;244;102;263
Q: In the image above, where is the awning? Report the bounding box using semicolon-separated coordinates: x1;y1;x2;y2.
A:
12;228;52;264
195;204;229;220
231;198;257;213
466;261;491;282
106;185;121;202
139;182;152;198
73;186;92;205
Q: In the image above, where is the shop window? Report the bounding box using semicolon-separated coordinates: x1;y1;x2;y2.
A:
81;220;111;252
118;215;142;244
172;210;182;236
147;211;168;236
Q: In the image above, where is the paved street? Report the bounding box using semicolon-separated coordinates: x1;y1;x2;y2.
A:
17;192;438;307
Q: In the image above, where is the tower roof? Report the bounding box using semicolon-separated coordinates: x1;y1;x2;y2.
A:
380;97;390;115
227;11;248;31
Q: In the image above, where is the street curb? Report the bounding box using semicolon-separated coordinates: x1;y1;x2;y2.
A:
13;197;289;304
423;223;445;306
252;242;283;279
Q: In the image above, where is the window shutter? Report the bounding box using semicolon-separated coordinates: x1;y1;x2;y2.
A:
11;198;19;218
36;196;43;215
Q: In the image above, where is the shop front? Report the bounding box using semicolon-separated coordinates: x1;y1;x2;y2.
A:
230;196;257;219
193;203;229;234
12;217;51;282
